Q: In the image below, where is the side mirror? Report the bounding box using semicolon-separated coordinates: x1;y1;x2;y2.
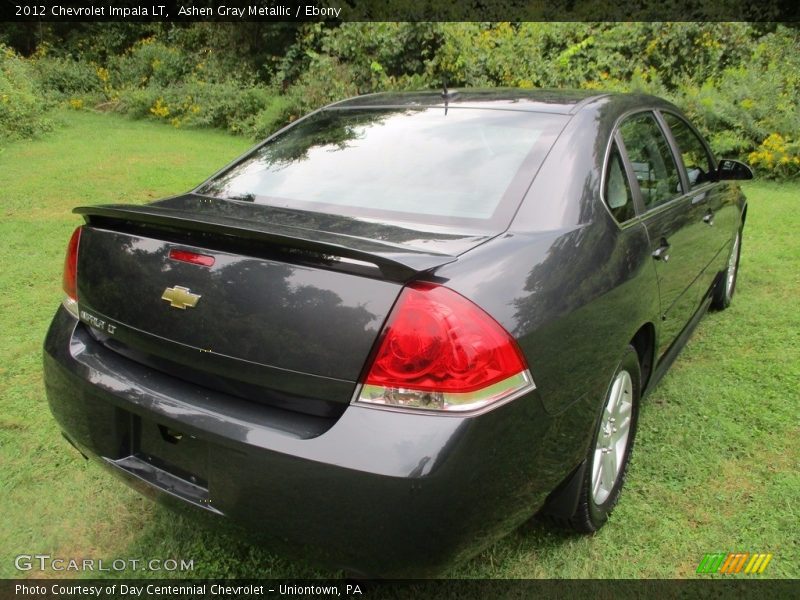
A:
717;159;754;181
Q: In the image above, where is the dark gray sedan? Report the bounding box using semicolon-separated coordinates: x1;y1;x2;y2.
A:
44;89;751;577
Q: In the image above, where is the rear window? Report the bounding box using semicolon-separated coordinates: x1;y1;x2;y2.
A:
197;107;568;229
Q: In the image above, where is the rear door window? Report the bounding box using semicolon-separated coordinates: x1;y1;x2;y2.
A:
618;112;683;211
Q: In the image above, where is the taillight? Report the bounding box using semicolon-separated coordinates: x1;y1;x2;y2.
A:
355;282;534;413
62;227;81;317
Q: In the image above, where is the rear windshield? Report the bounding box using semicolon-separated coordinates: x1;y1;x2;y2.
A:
197;107;568;229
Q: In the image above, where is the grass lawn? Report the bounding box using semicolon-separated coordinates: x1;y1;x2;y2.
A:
1;110;797;579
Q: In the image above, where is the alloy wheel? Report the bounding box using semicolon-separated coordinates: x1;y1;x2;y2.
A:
725;232;740;302
591;370;633;505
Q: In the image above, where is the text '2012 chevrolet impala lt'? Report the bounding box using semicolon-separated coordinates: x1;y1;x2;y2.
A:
44;89;752;577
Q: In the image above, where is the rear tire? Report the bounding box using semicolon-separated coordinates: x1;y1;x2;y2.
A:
568;345;641;533
711;230;742;311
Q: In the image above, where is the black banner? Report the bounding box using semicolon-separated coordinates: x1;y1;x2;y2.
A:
1;579;798;600
1;0;799;22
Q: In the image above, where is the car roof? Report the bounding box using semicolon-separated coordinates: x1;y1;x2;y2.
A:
329;89;613;115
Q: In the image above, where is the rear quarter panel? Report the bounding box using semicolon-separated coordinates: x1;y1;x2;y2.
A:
435;98;661;470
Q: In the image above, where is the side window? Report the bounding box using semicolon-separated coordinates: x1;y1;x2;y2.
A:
618;113;683;211
663;112;716;190
604;142;635;223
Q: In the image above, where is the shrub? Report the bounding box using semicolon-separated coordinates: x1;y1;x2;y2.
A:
32;55;104;99
183;81;274;133
677;27;800;178
115;79;277;135
242;95;295;140
284;53;359;116
421;22;798;178
748;133;800;179
10;23;799;179
318;22;442;92
423;22;758;91
109;38;195;90
0;45;52;142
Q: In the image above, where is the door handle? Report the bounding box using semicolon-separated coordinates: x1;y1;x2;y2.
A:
703;211;714;226
652;239;670;262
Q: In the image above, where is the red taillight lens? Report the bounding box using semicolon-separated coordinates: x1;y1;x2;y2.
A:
62;227;82;301
358;283;534;412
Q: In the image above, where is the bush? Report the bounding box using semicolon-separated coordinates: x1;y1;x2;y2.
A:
109;38;195;90
0;45;52;142
10;23;799;179
234;54;360;140
422;22;798;178
678;28;800;178
180;81;275;133
33;55;104;99
115;79;278;135
284;53;359;115
242;95;295;140
422;22;758;90
318;22;442;92
747;133;800;179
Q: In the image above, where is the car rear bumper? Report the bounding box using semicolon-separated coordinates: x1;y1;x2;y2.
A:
43;306;563;577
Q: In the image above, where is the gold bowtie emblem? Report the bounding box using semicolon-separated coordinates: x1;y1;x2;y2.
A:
161;285;201;310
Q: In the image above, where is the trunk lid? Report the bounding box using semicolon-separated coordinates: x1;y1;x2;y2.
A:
73;195;493;416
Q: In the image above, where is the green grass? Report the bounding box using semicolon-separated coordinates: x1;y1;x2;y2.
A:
1;111;797;580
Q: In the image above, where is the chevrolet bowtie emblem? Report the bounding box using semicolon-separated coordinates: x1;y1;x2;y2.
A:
161;285;201;310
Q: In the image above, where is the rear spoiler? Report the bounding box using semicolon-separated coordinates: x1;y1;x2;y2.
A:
73;204;457;281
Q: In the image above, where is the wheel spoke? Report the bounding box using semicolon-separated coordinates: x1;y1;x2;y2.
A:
607;378;622;415
592;454;604;497
618;382;628;408
613;376;627;410
602;449;617;491
612;415;630;445
614;434;628;457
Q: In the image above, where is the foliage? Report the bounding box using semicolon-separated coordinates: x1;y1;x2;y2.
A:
0;44;52;143
107;37;203;90
425;22;798;179
32;54;104;100
317;22;443;91
280;54;360;118
243;95;295;141
678;28;800;179
32;34;280;135
114;80;275;134
12;23;800;179
747;133;800;179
